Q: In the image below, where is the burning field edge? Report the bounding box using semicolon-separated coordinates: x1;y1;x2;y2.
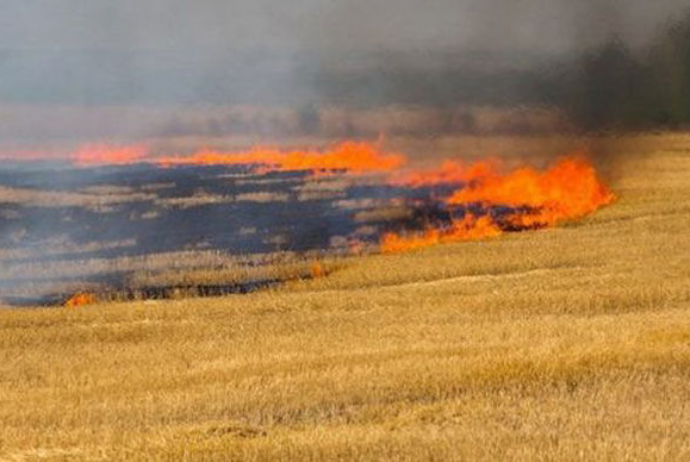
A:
0;133;689;460
1;136;617;308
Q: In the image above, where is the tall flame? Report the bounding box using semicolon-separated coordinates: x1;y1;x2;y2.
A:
381;156;615;253
445;157;615;227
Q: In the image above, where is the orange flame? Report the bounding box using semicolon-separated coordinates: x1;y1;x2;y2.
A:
381;155;614;253
3;142;403;174
391;159;498;187
71;144;148;166
381;213;502;253
446;156;615;227
157;142;405;174
1;139;614;256
64;292;97;308
310;261;327;279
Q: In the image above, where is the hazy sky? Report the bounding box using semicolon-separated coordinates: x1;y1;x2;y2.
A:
1;0;688;54
1;0;688;109
0;0;688;138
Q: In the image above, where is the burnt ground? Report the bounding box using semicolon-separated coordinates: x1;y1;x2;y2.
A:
0;162;525;306
0;164;436;256
0;163;444;305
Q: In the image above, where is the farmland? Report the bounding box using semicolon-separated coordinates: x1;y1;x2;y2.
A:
1;133;689;460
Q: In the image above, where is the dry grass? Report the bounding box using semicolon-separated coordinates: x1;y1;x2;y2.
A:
0;249;331;287
128;255;340;289
1;133;690;460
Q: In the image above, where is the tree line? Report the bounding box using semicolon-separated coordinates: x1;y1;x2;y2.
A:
557;10;690;130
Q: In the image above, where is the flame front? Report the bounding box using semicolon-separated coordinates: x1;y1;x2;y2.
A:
1;141;615;256
446;157;615;227
381;213;502;253
381;156;615;253
157;142;405;174
391;159;498;187
3;141;404;175
72;144;149;166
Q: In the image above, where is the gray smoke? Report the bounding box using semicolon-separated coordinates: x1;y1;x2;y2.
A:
0;0;687;143
1;0;686;54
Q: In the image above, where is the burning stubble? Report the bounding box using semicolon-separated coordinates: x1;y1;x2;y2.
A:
2;141;613;249
381;155;615;253
0;140;615;305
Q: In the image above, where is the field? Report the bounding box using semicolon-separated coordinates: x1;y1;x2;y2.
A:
1;133;689;460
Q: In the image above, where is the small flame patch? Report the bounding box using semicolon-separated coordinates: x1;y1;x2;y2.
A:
64;292;97;308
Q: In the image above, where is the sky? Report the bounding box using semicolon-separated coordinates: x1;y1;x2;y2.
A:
1;0;688;54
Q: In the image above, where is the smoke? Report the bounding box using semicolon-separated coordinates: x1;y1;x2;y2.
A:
0;0;684;165
0;2;687;148
3;1;686;53
1;1;682;307
0;1;686;111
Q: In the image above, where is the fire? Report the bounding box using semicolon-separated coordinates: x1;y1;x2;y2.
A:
2;142;402;174
445;156;615;228
71;144;149;166
310;261;327;279
64;292;97;308
1;138;615;256
381;155;614;253
2;141;404;174
157;142;405;174
381;213;502;253
391;159;498;187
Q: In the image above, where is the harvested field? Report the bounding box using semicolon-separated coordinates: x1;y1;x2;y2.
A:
0;134;689;459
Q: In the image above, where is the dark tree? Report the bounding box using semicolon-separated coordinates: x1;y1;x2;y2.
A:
567;39;648;130
647;11;690;125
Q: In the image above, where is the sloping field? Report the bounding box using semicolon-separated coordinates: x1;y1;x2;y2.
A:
1;134;689;460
